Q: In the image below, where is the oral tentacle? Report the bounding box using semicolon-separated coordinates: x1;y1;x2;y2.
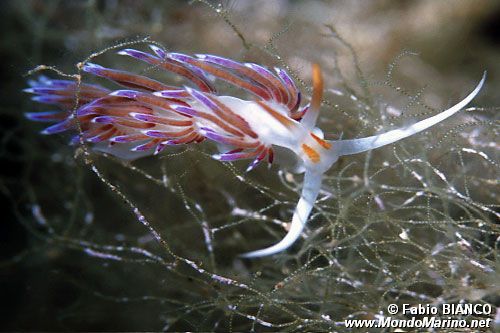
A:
239;170;323;258
335;71;486;156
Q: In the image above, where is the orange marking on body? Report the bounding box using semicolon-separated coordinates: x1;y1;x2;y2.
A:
310;132;331;149
302;144;320;163
256;101;295;128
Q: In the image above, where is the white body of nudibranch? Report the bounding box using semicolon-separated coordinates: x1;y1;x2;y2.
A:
197;96;340;172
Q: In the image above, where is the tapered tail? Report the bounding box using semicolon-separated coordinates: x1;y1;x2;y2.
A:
239;171;323;258
336;72;486;156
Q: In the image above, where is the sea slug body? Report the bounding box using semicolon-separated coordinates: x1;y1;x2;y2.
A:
25;45;485;258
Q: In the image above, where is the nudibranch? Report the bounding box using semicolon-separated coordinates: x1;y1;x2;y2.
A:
24;45;486;258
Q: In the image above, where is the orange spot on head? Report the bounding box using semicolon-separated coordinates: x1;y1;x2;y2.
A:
310;132;332;149
302;144;320;163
